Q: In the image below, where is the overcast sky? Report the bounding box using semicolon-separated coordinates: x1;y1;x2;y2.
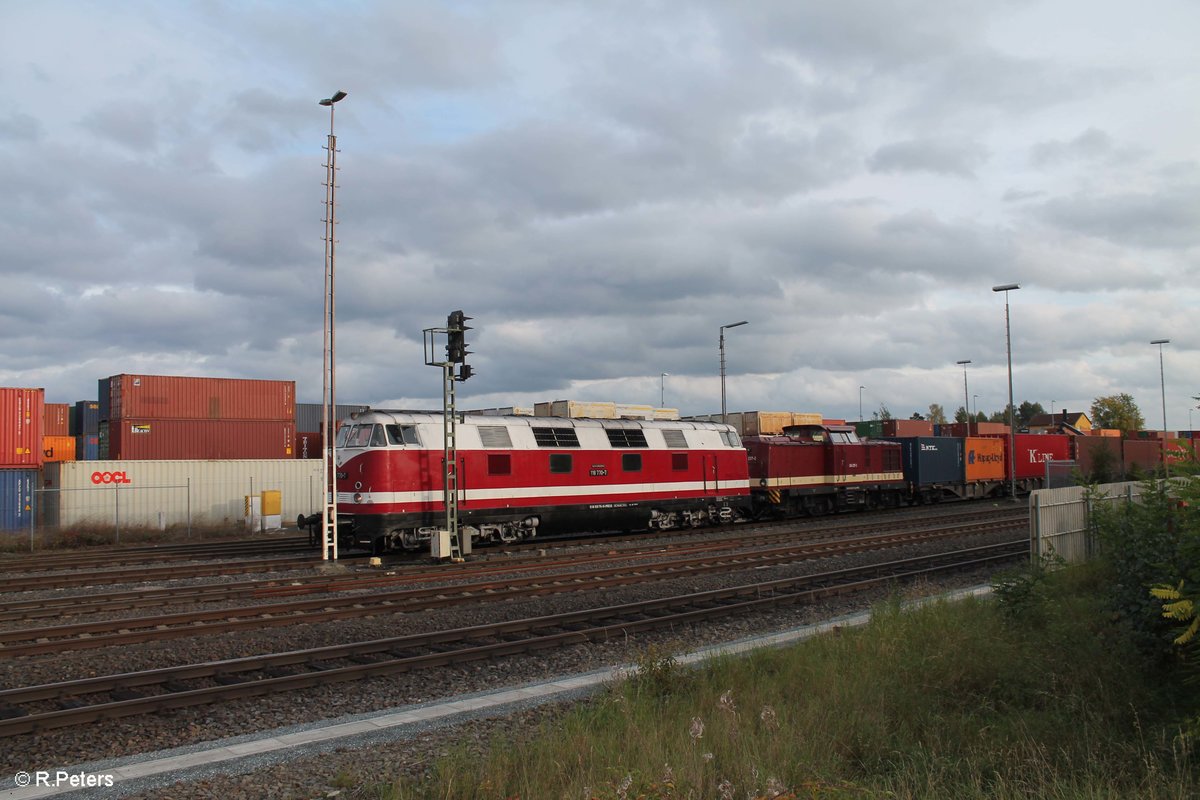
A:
3;1;1198;428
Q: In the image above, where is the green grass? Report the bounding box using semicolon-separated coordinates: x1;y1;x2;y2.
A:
367;565;1196;799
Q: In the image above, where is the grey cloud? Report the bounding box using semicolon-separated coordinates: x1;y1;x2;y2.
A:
0;111;43;142
1037;183;1200;249
867;138;988;177
1029;128;1115;167
81;103;160;153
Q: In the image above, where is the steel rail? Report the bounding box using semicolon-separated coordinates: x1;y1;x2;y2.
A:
0;540;1025;737
0;517;1025;657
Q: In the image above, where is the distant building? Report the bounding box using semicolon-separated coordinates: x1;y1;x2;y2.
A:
1027;410;1092;435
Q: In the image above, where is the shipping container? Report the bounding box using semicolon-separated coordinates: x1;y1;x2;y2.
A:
611;403;653;420
535;400;617;419
963;437;1005;482
882;419;936;438
40;460;323;530
42;435;76;463
0;469;36;531
76;435;99;461
295;431;322;459
107;419;295;460
294;403;370;433
0;387;44;469
71;401;101;436
1005;433;1073;480
1074;437;1122;482
940;422;1009;437
1123;439;1163;476
855;420;884;439
104;374;295;421
44;403;71;436
1090;428;1121;437
651;408;681;420
893;437;964;486
1166;439;1195;464
97;377;111;421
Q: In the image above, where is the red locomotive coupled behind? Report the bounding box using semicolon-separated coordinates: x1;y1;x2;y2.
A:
745;424;906;515
332;410;751;553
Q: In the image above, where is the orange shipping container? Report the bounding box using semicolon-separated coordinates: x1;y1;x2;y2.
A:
964;436;1005;481
42;435;77;463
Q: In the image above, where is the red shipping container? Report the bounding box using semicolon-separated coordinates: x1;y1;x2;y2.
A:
44;403;71;435
1123;439;1162;476
882;419;934;437
1005;433;1073;480
108;419;295;460
0;387;44;468
296;431;323;459
1166;439;1195;464
106;374;295;421
942;422;1009;437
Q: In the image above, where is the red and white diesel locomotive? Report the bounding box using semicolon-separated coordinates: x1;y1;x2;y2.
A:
332;410;751;553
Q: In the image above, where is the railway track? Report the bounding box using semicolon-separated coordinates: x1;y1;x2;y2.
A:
0;514;1026;657
0;540;1024;737
0;535;314;571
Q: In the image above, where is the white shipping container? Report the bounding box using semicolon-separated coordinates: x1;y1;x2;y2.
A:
652;408;681;420
41;460;324;531
614;403;654;419
536;401;617;419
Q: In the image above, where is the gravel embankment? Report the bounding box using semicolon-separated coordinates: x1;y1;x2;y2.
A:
1;518;1024;799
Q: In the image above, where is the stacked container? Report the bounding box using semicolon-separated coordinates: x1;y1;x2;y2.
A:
72;400;101;460
100;375;296;460
1;387;43;530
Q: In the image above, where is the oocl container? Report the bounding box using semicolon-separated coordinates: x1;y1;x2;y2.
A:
0;387;44;468
104;375;296;421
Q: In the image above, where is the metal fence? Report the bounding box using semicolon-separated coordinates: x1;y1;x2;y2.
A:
1029;480;1178;564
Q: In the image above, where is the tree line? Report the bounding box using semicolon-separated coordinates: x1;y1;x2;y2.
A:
873;392;1164;434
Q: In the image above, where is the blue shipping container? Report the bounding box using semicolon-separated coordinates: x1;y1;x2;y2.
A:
0;469;36;531
75;434;99;461
72;401;100;436
893;437;964;486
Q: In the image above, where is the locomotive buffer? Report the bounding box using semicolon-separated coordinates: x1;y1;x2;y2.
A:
424;310;474;561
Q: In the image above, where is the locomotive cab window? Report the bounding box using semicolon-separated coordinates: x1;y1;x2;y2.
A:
386;424;420;446
549;453;573;473
622;453;642;472
721;430;742;448
369;424;387;447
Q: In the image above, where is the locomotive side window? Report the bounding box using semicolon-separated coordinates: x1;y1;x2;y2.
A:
386;424;419;445
671;453;688;471
622;453;642;472
661;429;688;448
549;453;573;473
532;427;580;447
606;428;648;448
721;430;742;447
488;454;512;475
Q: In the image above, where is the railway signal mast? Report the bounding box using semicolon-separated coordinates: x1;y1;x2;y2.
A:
424;310;474;560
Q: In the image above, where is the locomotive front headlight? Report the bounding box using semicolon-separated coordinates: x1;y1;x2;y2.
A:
353;493;363;504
